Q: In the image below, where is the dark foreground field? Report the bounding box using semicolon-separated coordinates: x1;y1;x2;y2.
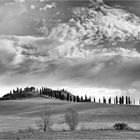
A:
1;130;140;140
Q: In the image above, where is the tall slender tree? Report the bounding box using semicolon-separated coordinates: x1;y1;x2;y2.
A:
122;96;124;104
81;96;84;102
93;97;96;103
66;94;70;101
103;97;106;104
99;98;101;103
84;95;87;102
125;96;128;105
108;97;111;104
116;96;118;104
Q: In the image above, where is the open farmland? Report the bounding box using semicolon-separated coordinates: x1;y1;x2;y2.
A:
0;97;140;132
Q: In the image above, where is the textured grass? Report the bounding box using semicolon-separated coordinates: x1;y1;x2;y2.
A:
1;130;140;140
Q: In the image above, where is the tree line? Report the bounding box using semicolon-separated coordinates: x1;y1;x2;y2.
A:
39;87;91;102
93;96;133;105
0;86;138;105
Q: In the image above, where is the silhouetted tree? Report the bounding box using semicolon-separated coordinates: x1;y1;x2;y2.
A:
70;95;73;102
93;97;96;103
77;95;80;102
10;90;12;95
99;98;101;103
84;95;88;102
126;96;128;105
128;97;131;105
81;96;84;102
61;94;65;100
122;96;124;104
13;89;16;94
115;96;118;104
119;97;122;105
66;94;70;101
73;96;76;102
89;97;91;102
108;97;111;104
103;97;106;104
19;88;23;94
16;87;19;93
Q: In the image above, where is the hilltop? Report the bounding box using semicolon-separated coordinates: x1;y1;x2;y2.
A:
0;87;75;101
0;87;92;103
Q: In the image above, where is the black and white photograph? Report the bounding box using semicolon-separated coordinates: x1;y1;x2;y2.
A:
0;0;140;139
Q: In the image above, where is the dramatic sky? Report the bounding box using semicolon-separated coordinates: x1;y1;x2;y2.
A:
0;0;140;100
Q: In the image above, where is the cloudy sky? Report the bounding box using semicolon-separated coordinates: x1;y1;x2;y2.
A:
0;0;140;99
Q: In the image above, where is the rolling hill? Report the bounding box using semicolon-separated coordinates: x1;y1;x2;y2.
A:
0;97;140;131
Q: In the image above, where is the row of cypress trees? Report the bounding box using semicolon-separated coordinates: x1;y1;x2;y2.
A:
93;96;134;105
39;87;136;105
39;87;91;102
2;87;138;105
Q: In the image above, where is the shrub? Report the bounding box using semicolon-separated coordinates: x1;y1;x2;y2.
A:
80;126;92;131
113;123;131;130
65;108;79;131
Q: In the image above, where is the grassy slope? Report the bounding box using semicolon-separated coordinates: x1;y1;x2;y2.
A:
0;97;140;131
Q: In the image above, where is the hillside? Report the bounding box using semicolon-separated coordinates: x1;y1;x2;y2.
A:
0;87;78;101
0;97;140;131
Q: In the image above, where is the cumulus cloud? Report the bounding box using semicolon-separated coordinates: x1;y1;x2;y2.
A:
1;30;140;89
1;0;140;98
0;39;16;75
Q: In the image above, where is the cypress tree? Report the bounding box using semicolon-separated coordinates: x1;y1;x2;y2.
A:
81;96;84;102
77;95;80;102
16;87;19;94
66;94;70;101
122;96;124;104
73;96;76;102
119;97;122;104
108;97;111;104
70;96;72;102
89;97;91;102
10;90;12;95
61;94;65;100
128;97;131;105
103;97;106;104
99;98;101;103
85;95;87;102
40;89;42;95
94;97;96;103
116;96;118;104
126;96;128;105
